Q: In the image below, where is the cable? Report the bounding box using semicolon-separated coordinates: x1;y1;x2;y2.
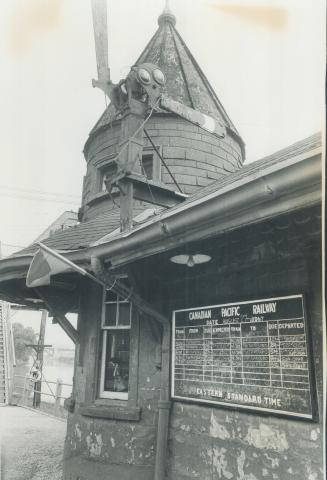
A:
107;98;162;227
0;191;80;206
122;287;133;303
144;128;183;193
1;242;26;249
113;97;161;167
138;155;157;207
0;185;80;200
106;278;117;291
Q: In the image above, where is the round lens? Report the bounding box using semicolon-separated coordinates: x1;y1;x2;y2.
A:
153;68;166;86
137;68;151;85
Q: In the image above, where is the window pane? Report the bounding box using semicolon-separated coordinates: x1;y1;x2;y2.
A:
105;290;117;302
104;304;117;326
118;303;131;326
102;163;118;191
141;154;153;180
104;331;130;392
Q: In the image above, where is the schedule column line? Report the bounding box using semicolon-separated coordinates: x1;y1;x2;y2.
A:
277;320;283;388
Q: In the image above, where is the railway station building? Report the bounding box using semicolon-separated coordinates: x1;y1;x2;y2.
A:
0;7;323;480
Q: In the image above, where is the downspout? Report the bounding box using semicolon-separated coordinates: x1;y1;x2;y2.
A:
154;321;171;480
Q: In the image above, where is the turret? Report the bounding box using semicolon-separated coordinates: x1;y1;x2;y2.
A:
80;6;245;222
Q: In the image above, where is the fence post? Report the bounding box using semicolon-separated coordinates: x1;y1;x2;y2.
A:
54;378;63;415
23;374;30;404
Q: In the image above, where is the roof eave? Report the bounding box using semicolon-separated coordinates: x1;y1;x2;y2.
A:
0;149;321;283
92;150;321;267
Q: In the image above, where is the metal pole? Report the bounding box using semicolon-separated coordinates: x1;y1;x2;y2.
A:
23;373;29;404
33;310;47;408
154;322;171;480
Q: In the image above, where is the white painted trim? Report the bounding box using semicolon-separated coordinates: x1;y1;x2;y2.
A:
99;330;129;401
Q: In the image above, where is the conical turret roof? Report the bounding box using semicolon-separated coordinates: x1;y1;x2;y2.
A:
89;7;241;142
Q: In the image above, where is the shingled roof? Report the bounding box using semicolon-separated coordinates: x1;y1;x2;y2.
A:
11;208;121;257
7;132;321;259
91;132;321;246
169;132;322;210
88;6;240;139
11;206;165;257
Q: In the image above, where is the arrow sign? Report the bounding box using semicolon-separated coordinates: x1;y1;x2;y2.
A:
160;95;226;138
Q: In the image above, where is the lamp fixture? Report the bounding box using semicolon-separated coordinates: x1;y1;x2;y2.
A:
170;254;211;268
24;298;43;304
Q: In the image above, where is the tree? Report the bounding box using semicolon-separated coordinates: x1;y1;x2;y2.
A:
12;322;37;363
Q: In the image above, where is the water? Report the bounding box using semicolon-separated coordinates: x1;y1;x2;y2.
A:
14;359;74;405
41;361;74;403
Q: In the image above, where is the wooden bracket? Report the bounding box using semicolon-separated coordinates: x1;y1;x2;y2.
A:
90;257;169;326
52;313;80;345
36;288;80;344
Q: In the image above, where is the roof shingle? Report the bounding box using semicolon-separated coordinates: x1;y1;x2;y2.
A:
10;132;321;258
88;11;240;140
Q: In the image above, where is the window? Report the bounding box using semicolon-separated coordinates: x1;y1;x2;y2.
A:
98;147;162;192
100;162;118;191
141;154;154;180
99;290;132;400
141;146;162;182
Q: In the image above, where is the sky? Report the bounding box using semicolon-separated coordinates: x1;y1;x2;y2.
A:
0;0;325;343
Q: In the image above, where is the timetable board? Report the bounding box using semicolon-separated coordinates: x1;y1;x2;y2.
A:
172;295;314;418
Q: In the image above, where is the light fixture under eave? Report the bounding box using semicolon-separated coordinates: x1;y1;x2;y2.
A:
24;298;43;303
170;254;211;268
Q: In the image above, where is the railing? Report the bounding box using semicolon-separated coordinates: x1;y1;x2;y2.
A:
13;374;72;416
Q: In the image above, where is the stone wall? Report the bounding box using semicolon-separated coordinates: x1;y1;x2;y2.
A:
81;114;243;221
165;244;323;480
63;222;323;480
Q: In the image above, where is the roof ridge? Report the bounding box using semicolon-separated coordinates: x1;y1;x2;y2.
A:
171;26;239;135
247;132;322;165
180;132;322;206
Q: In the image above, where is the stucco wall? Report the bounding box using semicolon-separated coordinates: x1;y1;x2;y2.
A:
63;281;164;480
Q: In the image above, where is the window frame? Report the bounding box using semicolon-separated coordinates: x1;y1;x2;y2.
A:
99;289;132;400
141;145;162;182
98;158;118;193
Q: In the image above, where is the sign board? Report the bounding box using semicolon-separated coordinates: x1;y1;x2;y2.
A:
161;95;226;138
172;295;314;418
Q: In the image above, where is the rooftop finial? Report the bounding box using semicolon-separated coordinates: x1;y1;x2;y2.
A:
158;0;176;26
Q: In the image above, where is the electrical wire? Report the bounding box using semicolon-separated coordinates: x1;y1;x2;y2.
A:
144;128;183;193
0;185;80;200
0;191;80;206
138;155;157;207
113;97;161;167
1;242;26;249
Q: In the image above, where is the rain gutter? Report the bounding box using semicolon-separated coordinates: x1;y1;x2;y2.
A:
0;149;322;280
0;147;322;480
88;149;322;267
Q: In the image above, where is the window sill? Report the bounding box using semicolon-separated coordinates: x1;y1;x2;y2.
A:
79;403;141;421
